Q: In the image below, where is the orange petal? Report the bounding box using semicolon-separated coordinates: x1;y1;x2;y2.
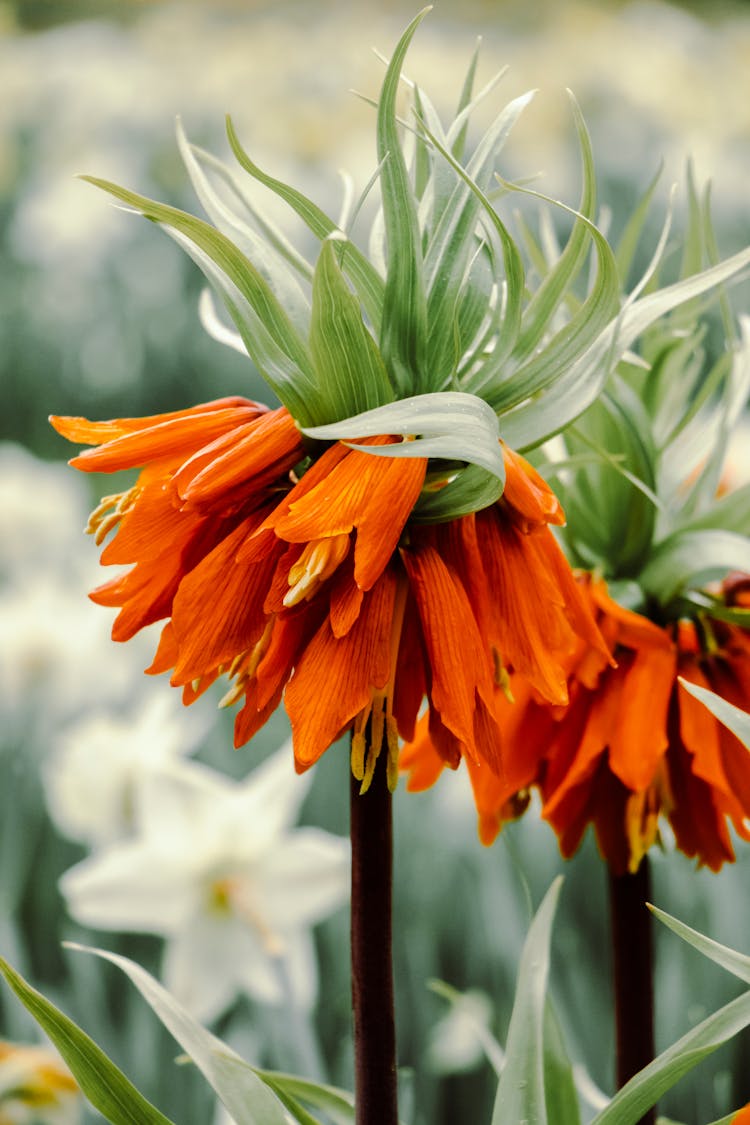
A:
608;643;675;791
285;567;398;769
401;543;495;763
269;440;427;591
64;402;264;472
501;445;565;528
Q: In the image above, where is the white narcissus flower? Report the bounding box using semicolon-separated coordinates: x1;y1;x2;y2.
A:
59;746;350;1024
43;693;207;848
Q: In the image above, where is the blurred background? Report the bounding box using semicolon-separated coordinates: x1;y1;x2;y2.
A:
1;1;750;1122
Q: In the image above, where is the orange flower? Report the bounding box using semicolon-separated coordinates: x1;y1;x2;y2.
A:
404;573;750;873
51;399;605;788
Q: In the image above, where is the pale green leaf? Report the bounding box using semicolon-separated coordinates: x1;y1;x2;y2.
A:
0;956;176;1125
66;945;289;1125
81;175;320;423
491;877;563;1125
376;7;431;395
301;391;505;482
422;90;534;385
500;244;750;451
591;989;750;1125
544;1001;582;1125
639;529;750;604
309;237;394;421
225;117;385;333
676;680;750;751
614;162;664;287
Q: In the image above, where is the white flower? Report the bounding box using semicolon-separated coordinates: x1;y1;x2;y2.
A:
60;747;350;1024
43;692;206;848
427;989;497;1076
0;1040;81;1125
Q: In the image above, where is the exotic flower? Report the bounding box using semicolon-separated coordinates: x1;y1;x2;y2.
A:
0;1040;80;1125
50;400;603;790
405;574;750;873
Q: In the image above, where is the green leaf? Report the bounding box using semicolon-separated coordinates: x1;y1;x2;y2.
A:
639;529;750;605
413;112;526;389
676;680;750;751
225;117;385;334
414;462;505;522
66;944;289;1125
309;237;394;422
544;1001;582;1125
376;7;431;396
499;243;750;451
0;956;177;1125
422;89;534;385
301;391;505;482
614;162;664;288
81;175;319;424
251;1065;357;1125
590;989;750;1125
491;877;563;1125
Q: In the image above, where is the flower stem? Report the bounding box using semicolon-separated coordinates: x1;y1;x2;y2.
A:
350;744;398;1125
608;856;655;1125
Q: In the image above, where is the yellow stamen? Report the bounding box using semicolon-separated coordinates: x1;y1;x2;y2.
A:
85;487;138;544
351;574;408;794
218;618;276;709
283;534;350;607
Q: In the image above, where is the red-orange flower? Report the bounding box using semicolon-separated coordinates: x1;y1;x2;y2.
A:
51;398;606;788
404;574;750;873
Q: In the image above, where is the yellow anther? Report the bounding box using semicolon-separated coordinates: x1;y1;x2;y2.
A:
283;534;350;607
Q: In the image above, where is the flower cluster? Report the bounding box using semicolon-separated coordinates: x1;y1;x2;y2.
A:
51;400;604;791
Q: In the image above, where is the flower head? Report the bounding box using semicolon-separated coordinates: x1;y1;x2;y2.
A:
59;747;349;1023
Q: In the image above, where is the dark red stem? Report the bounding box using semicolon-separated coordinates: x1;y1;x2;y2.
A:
350;750;398;1125
609;856;656;1125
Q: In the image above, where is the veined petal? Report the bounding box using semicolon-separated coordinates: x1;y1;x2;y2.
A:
269;440;426;591
174;407;304;506
58;400;266;472
402;543;499;770
285;567;398;770
49;395;256;447
608;643;675;791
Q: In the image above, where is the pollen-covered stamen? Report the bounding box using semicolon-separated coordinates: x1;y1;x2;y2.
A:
85;487;139;545
283;534;350;607
218;617;276;709
351;573;408;794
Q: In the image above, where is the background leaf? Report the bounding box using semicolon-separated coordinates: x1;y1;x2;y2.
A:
0;955;177;1125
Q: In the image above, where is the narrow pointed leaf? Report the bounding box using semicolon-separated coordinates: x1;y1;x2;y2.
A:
491;877;563;1125
591;990;750;1125
309;238;394;421
499;244;750;450
376;7;431;395
81;176;314;376
639;529;750;604
676;680;750;750
0;956;177;1125
225;116;385;333
66;945;289;1125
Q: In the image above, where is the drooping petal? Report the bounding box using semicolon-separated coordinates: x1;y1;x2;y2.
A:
285;567;398;769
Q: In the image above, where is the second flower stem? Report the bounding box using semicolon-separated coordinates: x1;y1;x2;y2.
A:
608;856;655;1125
350;745;398;1125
